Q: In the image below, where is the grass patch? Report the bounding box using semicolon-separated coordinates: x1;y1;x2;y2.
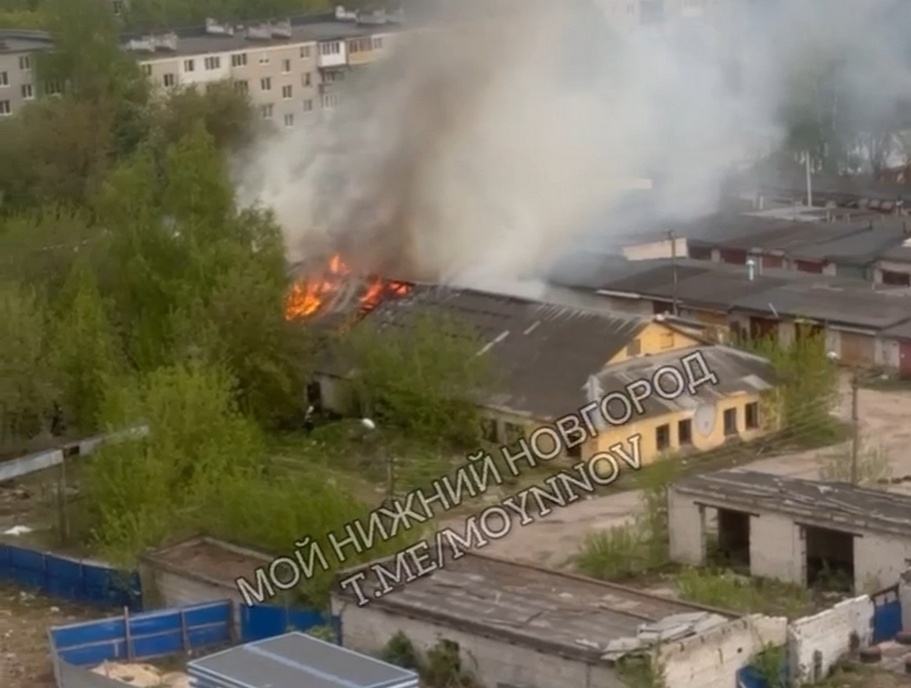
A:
674;567;815;617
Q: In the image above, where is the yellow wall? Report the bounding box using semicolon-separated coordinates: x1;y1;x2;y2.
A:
591;391;771;470
606;321;701;366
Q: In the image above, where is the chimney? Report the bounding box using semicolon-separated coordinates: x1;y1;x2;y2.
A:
746;257;756;282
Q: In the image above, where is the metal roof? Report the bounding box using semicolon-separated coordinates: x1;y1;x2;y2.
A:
552;256;911;330
670;470;911;540
320;282;655;420
188;632;419;688
594;345;775;421
333;552;736;665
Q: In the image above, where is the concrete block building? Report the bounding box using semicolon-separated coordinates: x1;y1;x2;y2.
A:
668;469;911;593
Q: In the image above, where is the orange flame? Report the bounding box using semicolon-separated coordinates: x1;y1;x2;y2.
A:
285;254;412;320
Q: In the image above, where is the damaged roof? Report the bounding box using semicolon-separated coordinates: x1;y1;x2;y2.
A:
594;346;775;421
333;552;736;664
320;283;660;420
670;470;911;539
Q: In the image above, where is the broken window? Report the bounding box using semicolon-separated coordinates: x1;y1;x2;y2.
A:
745;402;759;430
655;424;670;452
677;419;692;446
723;408;737;436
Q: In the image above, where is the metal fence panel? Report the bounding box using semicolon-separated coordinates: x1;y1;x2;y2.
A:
50;600;233;666
0;545;141;610
240;603;333;643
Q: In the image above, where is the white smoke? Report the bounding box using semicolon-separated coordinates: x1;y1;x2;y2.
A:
236;0;911;291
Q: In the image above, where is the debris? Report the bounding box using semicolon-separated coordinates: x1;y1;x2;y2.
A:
3;526;32;536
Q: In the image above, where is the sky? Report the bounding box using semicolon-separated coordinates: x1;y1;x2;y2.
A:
236;0;911;294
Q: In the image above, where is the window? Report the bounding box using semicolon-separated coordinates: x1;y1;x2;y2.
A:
45;80;62;95
480;419;498;443
282;85;292;99
284;113;294;128
745;402;760;430
324;70;345;84
655;424;670;452
260;77;271;91
373;36;383;49
183;59;195;72
21;84;33;99
260;103;273;119
234;80;248;93
503;422;524;444
18;55;30;71
259;52;269;65
282;58;291;73
302;72;311;87
0;71;8;86
141;64;152;76
300;45;311;58
231;53;247;68
302;98;313;111
678;419;692;446
163;73;176;87
660;331;674;349
321;92;340;108
204;56;221;70
320;41;340;55
626;338;641;357
0;100;10;116
723;408;737;436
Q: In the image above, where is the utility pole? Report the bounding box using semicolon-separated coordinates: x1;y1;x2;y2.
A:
850;369;859;485
669;230;679;316
805;152;813;208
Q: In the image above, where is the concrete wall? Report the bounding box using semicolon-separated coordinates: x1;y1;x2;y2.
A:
750;512;805;586
331;597;627;688
138;563;243;636
854;533;911;592
666;498;805;585
787;596;874;685
660;614;788;688
667;488;705;565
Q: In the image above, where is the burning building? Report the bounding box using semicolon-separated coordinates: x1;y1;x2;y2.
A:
284;253;413;322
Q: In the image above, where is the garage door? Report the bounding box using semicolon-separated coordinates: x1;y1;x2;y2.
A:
839;331;875;367
900;340;911;380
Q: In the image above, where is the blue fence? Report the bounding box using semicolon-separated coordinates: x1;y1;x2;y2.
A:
240;603;340;643
0;544;141;610
50;600;233;667
872;584;903;644
49;600;340;669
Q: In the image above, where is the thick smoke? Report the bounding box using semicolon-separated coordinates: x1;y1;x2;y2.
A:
236;0;911;291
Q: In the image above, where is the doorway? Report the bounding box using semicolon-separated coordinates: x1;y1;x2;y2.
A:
804;525;854;591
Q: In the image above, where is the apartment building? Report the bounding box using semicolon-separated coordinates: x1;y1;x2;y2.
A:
0;30;54;118
128;9;403;129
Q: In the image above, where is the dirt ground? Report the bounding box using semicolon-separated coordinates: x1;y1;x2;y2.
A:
439;374;911;569
0;584;98;688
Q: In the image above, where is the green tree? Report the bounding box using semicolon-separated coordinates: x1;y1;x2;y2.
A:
739;331;839;443
0;281;55;450
83;361;266;560
152;81;258;152
338;311;493;448
49;260;124;434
